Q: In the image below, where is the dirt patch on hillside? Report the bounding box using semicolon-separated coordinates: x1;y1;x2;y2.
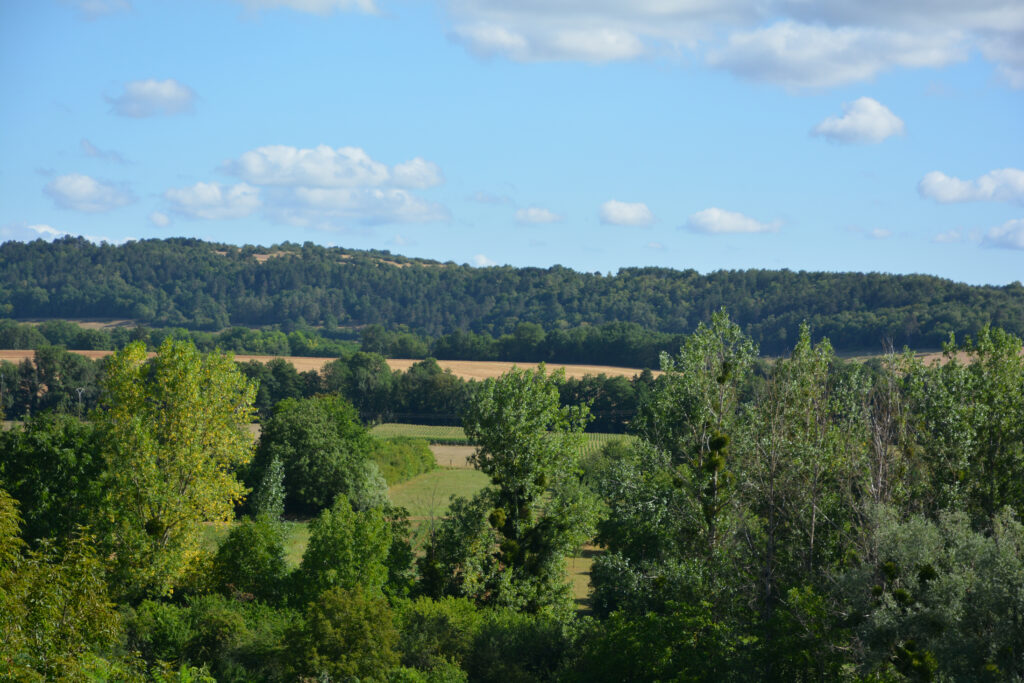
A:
386;359;654;380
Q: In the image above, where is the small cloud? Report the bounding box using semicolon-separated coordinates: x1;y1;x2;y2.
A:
44;173;134;212
469;191;513;205
812;97;905;144
472;253;496;266
600;200;653;227
392;157;443;189
919;168;1024;204
645;241;666;250
108;79;196;118
63;0;131;20
81;138;127;163
149;211;170;227
868;228;892;239
686;207;779;234
0;222;131;245
982;218;1024;250
933;229;962;243
515;207;562;224
234;0;376;15
165;182;261;220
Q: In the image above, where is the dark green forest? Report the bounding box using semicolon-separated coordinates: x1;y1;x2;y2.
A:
2;317;1024;681
2;236;1023;360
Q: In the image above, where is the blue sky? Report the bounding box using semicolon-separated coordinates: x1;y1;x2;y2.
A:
1;0;1022;285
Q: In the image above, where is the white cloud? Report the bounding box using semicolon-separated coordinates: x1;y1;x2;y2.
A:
983;218;1024;249
442;1;1024;89
0;223;131;245
44;173;133;212
646;241;666;250
469;190;514;205
515;207;562;224
108;79;195;118
224;145;442;189
392;158;444;189
234;0;376;15
708;22;965;88
149;211;171;227
165;182;261;220
919;168;1024;204
812;97;905;143
270;187;449;226
600;200;653;226
81;138;127;163
686;207;780;234
472;254;496;266
933;228;962;243
63;0;131;20
868;228;892;239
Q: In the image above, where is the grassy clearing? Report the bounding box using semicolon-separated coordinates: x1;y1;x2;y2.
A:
388;468;490;519
372;423;636;459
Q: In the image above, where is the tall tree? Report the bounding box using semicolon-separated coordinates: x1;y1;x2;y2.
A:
93;339;256;600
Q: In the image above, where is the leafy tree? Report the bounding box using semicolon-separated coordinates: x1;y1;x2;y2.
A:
249;455;285;521
421;365;599;618
93;339;257;600
296;494;392;603
248;395;380;515
211;516;289;603
0;413;103;545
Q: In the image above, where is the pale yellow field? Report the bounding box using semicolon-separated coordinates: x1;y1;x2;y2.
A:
0;349;652;379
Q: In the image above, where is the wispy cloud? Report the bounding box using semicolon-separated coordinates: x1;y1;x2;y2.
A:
44;173;134;212
108;79;196;118
686;207;779;234
515;207;563;224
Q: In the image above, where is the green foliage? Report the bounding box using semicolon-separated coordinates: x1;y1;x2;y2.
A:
249;394;380;515
421;365;600;618
0;412;103;544
372;436;437;485
93;338;257;600
287;586;399;681
297;494;392;603
0;492;127;680
249;455;285;521
211;516;290;603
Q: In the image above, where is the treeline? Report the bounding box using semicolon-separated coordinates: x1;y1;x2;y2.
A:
0;345;649;431
2;319;1024;680
3;235;1023;355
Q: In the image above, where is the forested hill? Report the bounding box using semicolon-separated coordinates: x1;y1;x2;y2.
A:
2;236;1022;355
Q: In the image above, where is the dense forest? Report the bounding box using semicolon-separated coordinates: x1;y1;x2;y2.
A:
2;316;1023;680
2;236;1023;358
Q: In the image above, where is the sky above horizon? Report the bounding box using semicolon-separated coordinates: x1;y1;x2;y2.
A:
1;0;1022;286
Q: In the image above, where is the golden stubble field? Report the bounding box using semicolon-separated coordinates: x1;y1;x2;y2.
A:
0;349;654;380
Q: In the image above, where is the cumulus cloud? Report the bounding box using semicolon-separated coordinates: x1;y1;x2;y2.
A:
165;182;261;220
442;1;1024;89
812;97;905;143
63;0;131;20
224;145;442;190
269;187;449;226
108;79;195;118
983;218;1024;249
515;207;562;224
918;168;1024;204
81;138;127;163
600;200;653;226
472;254;497;266
234;0;376;14
149;211;171;227
686;207;780;234
44;173;133;212
708;22;965;88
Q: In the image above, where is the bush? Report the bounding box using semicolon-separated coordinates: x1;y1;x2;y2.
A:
372;437;437;486
211;517;289;603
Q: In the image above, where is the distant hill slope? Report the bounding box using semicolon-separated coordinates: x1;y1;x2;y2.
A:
1;236;1022;355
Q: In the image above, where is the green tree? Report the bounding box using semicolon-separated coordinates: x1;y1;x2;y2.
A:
248;395;382;515
296;494;392;603
421;365;598;618
211;516;289;603
93;339;256;600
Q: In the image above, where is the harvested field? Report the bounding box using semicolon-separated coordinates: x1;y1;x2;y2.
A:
429;444;476;468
